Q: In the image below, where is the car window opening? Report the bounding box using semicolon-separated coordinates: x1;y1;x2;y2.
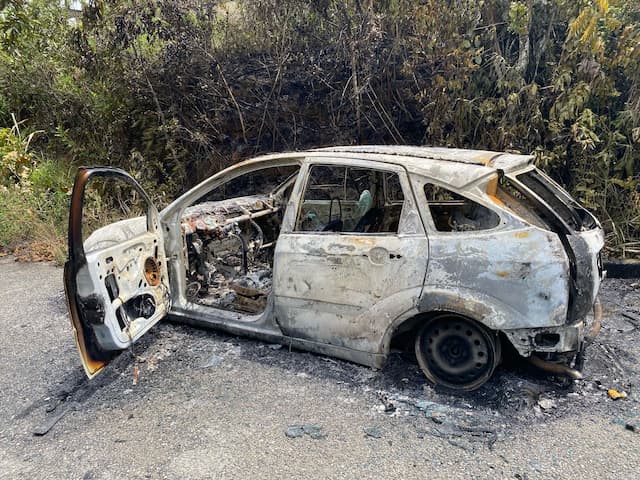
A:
295;165;405;234
495;178;554;231
82;177;149;253
496;169;598;234
424;183;500;232
515;169;597;231
181;165;299;314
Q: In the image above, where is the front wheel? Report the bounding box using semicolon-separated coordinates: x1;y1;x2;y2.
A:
415;314;501;391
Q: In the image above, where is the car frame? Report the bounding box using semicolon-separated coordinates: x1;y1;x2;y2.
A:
64;146;605;391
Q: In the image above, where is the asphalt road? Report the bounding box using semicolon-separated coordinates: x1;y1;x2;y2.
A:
1;256;639;479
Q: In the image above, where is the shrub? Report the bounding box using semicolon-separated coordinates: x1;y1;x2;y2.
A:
0;116;71;263
0;0;638;259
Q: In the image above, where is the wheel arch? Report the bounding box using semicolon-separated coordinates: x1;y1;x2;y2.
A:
383;309;493;354
379;289;517;357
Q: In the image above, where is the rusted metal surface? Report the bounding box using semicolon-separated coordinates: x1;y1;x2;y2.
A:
64;167;170;378
585;295;603;344
180;195;277;235
66;146;605;389
502;322;584;357
528;354;584;380
180;194;280;314
144;256;161;287
315;145;511;167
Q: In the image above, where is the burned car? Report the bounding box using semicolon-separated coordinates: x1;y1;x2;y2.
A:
64;146;604;391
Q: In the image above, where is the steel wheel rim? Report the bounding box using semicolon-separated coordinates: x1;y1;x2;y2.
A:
415;315;498;391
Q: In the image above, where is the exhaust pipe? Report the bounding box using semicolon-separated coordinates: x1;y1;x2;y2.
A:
529;296;602;379
585;295;602;344
527;354;583;380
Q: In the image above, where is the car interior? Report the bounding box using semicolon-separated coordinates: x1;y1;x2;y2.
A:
181;164;406;315
423;183;500;232
180;166;298;315
296;165;405;234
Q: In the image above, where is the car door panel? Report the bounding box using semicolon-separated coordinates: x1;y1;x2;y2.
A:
274;233;428;352
273;160;428;354
77;229;168;348
64;167;170;378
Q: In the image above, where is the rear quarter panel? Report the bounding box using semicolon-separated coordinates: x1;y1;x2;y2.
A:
422;226;570;330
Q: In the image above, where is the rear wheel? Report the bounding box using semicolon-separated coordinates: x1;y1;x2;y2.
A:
415;314;500;391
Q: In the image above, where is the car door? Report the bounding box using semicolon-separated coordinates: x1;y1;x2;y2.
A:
273;159;429;354
64;167;170;378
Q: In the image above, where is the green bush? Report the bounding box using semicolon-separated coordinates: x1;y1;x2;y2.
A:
0;117;70;262
0;0;638;259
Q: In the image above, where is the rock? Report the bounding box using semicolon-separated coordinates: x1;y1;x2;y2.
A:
431;411;447;424
302;424;326;439
285;424;326;440
415;400;451;418
285;425;305;438
363;426;383;438
537;398;557;410
202;355;223;368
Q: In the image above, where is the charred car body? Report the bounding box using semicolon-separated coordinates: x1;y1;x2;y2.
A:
64;146;604;390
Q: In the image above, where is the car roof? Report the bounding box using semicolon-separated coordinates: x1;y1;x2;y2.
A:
251;145;535;189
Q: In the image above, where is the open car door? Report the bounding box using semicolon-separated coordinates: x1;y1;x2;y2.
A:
63;167;170;378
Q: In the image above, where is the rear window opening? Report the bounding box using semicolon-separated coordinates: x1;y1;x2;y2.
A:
496;178;555;231
424;183;500;232
515;170;597;231
497;169;597;233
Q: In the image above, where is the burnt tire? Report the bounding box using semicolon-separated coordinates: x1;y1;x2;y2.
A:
415;314;500;391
